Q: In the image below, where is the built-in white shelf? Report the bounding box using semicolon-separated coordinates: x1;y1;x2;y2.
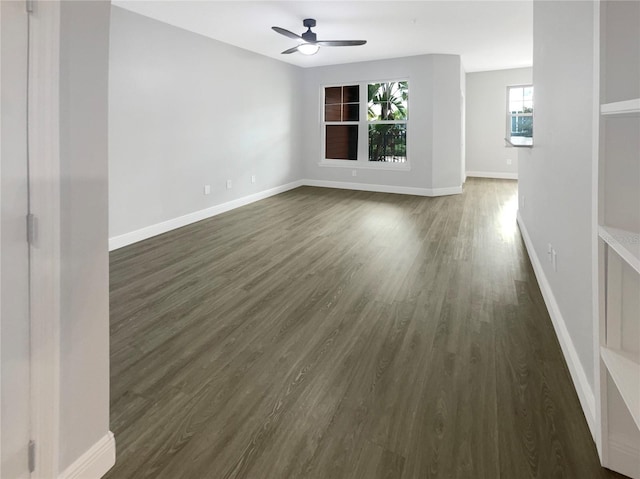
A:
601;346;640;430
601;98;640;116
599;225;640;274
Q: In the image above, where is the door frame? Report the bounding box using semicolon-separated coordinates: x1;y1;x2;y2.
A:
27;1;62;477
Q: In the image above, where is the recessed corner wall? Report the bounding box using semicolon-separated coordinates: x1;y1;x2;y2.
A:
108;6;304;242
465;67;532;179
301;54;463;194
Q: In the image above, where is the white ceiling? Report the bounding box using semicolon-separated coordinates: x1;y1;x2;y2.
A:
113;1;533;72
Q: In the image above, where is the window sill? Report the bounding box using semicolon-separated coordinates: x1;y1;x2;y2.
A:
505;137;533;148
318;161;411;171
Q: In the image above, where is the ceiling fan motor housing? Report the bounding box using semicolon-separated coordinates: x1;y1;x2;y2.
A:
302;19;317;42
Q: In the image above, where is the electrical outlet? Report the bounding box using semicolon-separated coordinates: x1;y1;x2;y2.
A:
251;175;256;184
204;185;211;195
352;170;357;177
226;180;232;189
506;158;512;165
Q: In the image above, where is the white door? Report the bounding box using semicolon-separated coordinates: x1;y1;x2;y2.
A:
1;1;32;478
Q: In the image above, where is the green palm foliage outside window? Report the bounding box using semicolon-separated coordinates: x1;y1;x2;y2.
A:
368;82;408;162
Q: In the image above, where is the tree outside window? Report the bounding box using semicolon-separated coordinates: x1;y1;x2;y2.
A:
368;82;408;162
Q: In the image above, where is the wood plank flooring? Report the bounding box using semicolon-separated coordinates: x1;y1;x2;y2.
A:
106;178;625;479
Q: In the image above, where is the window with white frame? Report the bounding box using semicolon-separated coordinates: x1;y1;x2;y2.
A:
368;81;408;162
322;81;409;165
324;85;359;161
507;85;533;139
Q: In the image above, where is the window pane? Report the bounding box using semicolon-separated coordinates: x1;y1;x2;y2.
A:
325;87;342;105
343;85;359;103
342;103;359;121
368;102;382;121
325;85;359;122
509;87;523;105
325;104;341;121
369;124;407;163
509;86;534;114
326;125;358;160
368;82;408;121
510;101;524;113
510;115;533;137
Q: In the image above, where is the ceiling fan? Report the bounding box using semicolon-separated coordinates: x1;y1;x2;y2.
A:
272;19;366;56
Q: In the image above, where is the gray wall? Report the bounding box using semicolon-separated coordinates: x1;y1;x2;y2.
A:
301;54;463;192
1;3;30;477
431;55;464;189
109;7;304;238
59;0;111;472
465;67;532;177
519;1;595;392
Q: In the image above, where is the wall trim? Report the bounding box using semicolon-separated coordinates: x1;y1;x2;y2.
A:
303;179;462;197
607;435;640;479
517;211;597;438
109;180;304;250
58;431;115;479
109;179;464;250
466;170;518;180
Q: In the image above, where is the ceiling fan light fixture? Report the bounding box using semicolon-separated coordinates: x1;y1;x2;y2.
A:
272;19;365;55
298;43;319;55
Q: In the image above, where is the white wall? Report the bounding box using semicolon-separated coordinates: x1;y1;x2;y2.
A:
58;0;112;473
518;0;596;426
1;3;31;477
301;54;463;195
109;7;303;241
465;67;532;178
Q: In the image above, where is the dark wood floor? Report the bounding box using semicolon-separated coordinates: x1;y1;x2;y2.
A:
106;178;624;479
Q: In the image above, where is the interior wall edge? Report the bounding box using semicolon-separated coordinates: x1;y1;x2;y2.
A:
517;211;597;439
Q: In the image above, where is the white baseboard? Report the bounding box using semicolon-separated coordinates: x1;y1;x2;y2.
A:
109;180;303;250
516;212;597;438
58;431;115;479
302;179;462;197
608;435;640;479
109;179;463;250
466;171;518;180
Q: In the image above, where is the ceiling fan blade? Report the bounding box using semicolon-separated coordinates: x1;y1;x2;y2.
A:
281;46;300;54
316;40;367;47
272;26;302;40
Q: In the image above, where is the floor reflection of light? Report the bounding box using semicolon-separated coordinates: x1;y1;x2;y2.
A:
361;203;419;250
499;194;518;241
362;204;401;232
